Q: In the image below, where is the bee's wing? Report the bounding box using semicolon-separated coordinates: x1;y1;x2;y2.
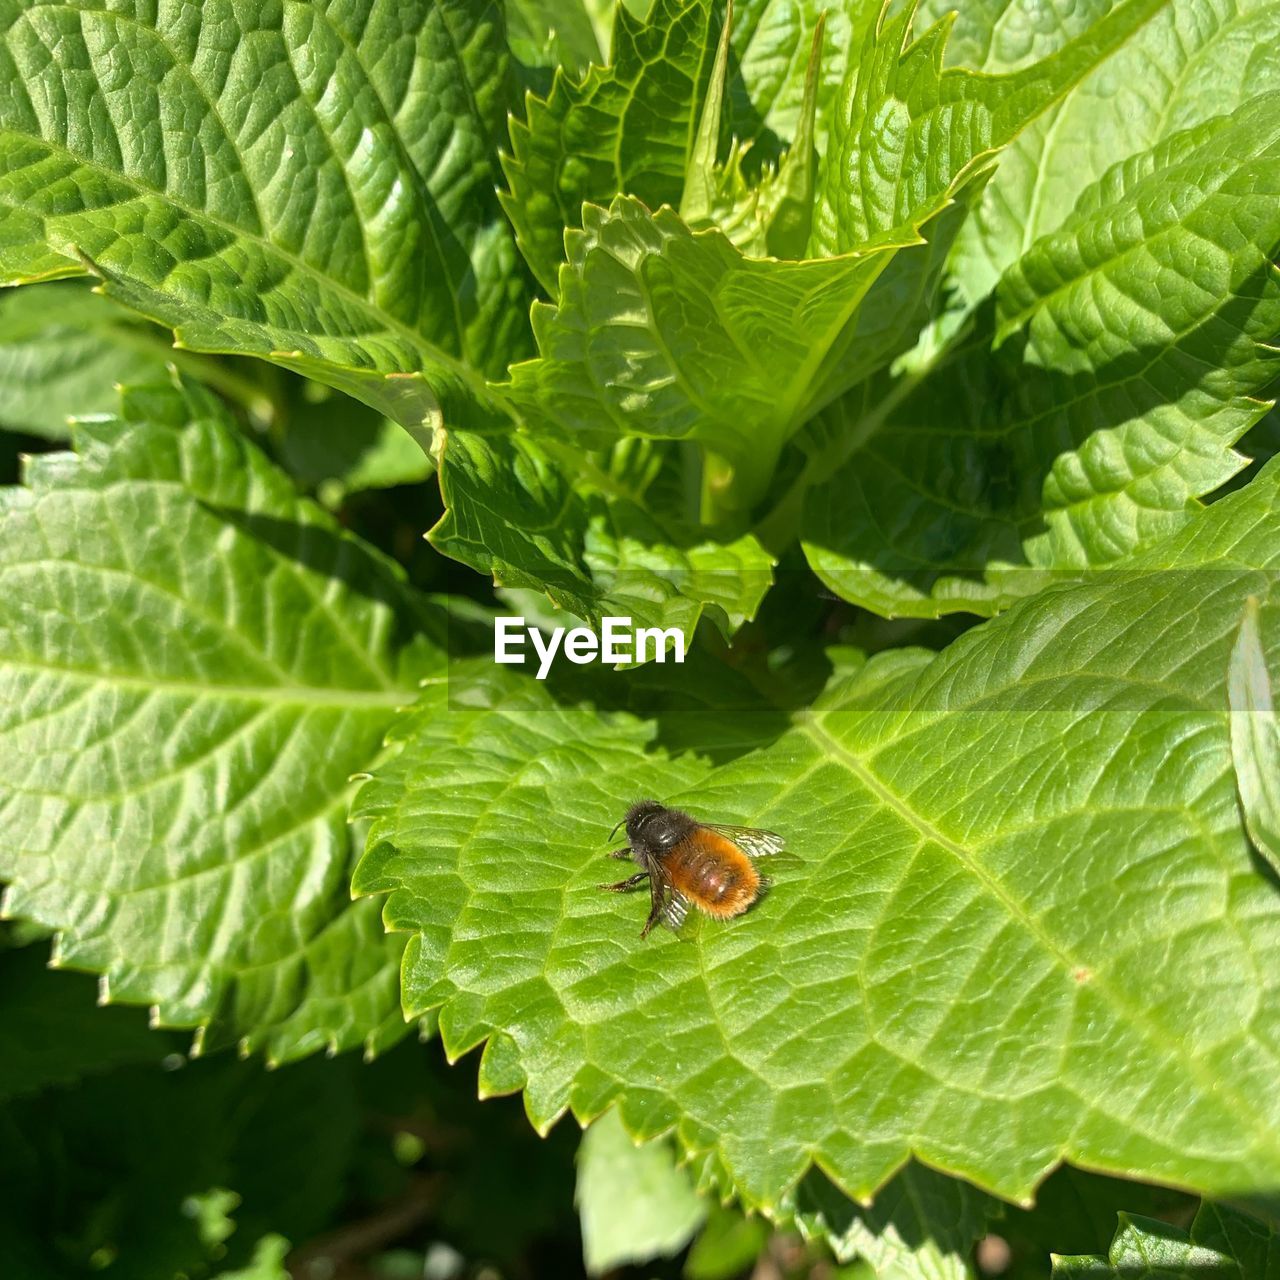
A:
701;822;786;859
661;885;691;931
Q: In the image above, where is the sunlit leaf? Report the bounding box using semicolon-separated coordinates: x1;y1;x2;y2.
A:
0;379;442;1061
354;459;1280;1209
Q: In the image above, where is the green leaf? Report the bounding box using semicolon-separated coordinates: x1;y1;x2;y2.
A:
506;193;952;513
577;1109;708;1275
504;0;609;75
501;0;723;294
0;0;531;426
1229;596;1280;877
431;426;774;635
942;0;1280;309
801;95;1280;617
788;1164;997;1278
276;384;433;505
1051;1202;1280;1277
811;0;1170;255
507;0;1170;515
0;942;180;1100
0;378;444;1062
0;282;174;438
687;11;827;260
684;1204;771;1280
999;1165;1194;1274
725;0;874;164
354;456;1280;1210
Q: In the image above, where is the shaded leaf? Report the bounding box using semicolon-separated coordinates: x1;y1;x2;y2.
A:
788;1164;997;1278
0;379;443;1062
276;385;433;505
999;1165;1194;1276
0;942;180;1101
431;426;774;635
0;1052;358;1279
354;459;1280;1210
0;282;174;439
1051;1201;1279;1277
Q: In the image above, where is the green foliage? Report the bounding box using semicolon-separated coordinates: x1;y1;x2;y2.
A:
1229;596;1280;876
431;427;774;631
0;283;173;438
1051;1201;1280;1277
501;0;723;294
0;1026;357;1277
352;457;1280;1214
0;380;442;1062
576;1109;708;1274
0;0;532;425
801;93;1280;615
787;1165;998;1278
4;0;1280;1273
0;943;180;1100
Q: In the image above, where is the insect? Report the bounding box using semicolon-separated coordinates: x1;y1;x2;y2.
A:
599;800;786;938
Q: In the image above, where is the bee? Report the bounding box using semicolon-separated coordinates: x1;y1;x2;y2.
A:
599;800;786;938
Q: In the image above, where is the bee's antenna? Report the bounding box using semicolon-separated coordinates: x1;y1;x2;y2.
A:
608;816;627;841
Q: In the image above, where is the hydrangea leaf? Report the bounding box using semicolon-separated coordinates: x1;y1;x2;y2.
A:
0;282;174;439
430;426;774;635
354;460;1280;1210
507;192;968;513
500;0;878;290
0;0;531;428
939;0;1280;309
1228;596;1280;877
503;0;609;75
999;1166;1194;1272
725;0;876;165
576;1109;708;1275
276;385;433;505
0;378;444;1063
801;95;1280;617
1051;1202;1280;1278
786;1164;999;1278
500;0;722;294
506;0;1169;514
810;0;1169;255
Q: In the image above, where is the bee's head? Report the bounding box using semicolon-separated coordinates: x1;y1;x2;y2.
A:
624;800;690;854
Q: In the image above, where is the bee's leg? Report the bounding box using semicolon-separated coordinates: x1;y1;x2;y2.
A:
609;846;632;860
639;881;665;938
598;872;649;892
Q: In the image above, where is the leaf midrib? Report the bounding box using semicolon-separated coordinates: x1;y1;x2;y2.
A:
795;707;1272;1149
